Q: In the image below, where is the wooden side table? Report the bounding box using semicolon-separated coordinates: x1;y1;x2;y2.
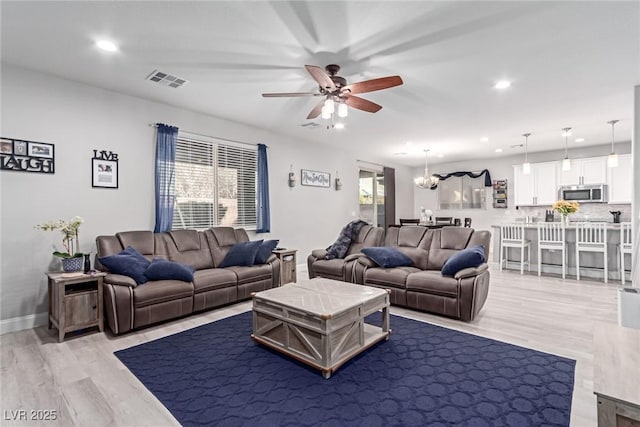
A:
47;271;106;342
593;323;640;427
272;249;297;286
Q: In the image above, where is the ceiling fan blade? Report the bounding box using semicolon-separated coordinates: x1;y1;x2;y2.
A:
345;95;382;113
262;92;320;98
306;99;324;119
305;65;336;92
342;76;403;94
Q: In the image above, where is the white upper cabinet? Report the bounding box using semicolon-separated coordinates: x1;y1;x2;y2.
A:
513;161;558;206
559;156;607;186
607;154;632;204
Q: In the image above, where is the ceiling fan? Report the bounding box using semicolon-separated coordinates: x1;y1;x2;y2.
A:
262;64;403;120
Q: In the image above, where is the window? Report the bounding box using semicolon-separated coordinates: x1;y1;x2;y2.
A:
173;136;257;230
437;175;486;210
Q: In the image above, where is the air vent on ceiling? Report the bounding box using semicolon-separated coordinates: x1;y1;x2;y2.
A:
146;70;188;88
300;122;321;128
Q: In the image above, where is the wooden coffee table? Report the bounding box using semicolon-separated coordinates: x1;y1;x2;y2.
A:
251;278;391;379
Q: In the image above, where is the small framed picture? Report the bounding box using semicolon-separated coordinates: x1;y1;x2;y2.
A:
0;139;12;154
301;169;331;187
28;142;54;158
92;158;118;188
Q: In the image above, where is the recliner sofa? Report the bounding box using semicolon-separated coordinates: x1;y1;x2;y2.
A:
96;227;279;334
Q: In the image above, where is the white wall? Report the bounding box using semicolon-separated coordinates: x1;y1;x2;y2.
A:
0;64;414;328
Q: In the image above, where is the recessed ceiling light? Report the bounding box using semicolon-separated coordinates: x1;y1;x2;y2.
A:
96;40;118;52
480;137;489;142
393;152;408;156
436;153;444;158
334;123;345;129
494;80;511;90
575;138;585;143
495;148;503;153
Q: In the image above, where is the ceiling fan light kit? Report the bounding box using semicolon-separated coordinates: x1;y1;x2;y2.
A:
262;64;403;124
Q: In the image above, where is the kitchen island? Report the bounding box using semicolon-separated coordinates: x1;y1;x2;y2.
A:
491;222;628;282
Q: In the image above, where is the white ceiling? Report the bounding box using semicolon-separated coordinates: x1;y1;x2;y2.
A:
2;1;639;166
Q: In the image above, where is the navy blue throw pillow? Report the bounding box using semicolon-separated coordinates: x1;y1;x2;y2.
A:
441;245;486;276
219;240;263;268
99;246;150;284
255;239;279;264
145;259;195;282
361;247;413;268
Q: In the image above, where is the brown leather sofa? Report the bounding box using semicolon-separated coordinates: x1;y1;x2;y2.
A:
307;225;385;282
351;226;491;321
96;227;280;334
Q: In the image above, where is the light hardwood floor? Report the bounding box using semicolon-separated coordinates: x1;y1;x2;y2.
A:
1;265;621;426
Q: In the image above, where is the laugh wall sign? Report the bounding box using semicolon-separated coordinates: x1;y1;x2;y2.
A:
0;137;55;174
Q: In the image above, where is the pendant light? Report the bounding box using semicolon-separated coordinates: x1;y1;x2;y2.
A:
561;127;572;171
607;119;619;168
522;133;531;175
414;149;439;189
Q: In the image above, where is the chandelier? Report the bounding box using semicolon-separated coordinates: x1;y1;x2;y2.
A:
414;149;439;189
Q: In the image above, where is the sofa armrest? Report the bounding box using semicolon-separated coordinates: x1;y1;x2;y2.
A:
311;249;328;259
105;273;137;287
454;263;489;279
357;256;378;268
264;253;277;264
344;253;363;262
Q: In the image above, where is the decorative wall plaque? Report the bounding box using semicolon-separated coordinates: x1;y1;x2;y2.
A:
92;149;118;189
0;137;55;174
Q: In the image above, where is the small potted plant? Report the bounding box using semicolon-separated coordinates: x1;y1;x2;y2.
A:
35;216;85;271
552;200;580;226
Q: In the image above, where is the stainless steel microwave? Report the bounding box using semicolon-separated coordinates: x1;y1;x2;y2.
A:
558;184;608;203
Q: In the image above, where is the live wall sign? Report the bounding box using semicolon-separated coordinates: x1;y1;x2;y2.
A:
0;137;55;174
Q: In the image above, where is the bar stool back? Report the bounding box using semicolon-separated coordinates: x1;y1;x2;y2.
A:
537;223;567;279
619;222;633;285
575;222;608;283
499;223;531;275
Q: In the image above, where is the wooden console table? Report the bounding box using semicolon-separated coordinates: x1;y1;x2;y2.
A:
47;271;105;342
593;323;640;427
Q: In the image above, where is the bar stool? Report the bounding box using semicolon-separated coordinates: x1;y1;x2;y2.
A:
619;222;633;285
537;223;567;279
499;223;530;274
575;222;608;283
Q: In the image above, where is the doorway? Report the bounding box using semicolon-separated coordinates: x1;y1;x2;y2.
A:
358;169;385;227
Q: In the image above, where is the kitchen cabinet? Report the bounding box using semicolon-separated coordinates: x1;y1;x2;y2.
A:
607;154;632;204
513;161;558;206
559;156;607;186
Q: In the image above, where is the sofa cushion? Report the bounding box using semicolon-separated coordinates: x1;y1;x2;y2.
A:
441;245;486;276
116;231;155;257
255;239;279;264
362;247;412;268
99;246;150;285
193;268;237;293
406;271;459;297
312;259;348;279
133;280;194;308
364;266;421;289
145;259;195;282
219;240;263;267
225;264;273;285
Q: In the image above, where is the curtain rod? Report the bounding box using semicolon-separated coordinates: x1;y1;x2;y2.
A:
149;124;266;148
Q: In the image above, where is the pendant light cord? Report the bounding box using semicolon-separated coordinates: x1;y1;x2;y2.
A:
608;120;618;152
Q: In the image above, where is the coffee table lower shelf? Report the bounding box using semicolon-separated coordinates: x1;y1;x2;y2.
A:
251;322;389;379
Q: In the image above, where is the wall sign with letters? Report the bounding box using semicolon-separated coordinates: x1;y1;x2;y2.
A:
92;150;118;189
0;137;55;174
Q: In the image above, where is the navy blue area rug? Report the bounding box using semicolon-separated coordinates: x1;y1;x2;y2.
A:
115;312;575;427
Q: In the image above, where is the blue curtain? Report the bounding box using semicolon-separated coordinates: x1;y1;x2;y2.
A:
154;124;178;232
256;143;270;233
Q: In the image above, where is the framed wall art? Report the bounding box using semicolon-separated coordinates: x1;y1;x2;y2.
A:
92;150;119;189
301;169;330;188
0;137;55;174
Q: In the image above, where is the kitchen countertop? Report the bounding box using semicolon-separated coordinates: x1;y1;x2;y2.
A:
492;222;625;229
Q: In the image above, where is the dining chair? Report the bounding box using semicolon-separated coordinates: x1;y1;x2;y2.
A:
575;222;608;283
399;218;420;226
619;222;632;284
537;223;567;279
463;218;472;228
499;223;530;275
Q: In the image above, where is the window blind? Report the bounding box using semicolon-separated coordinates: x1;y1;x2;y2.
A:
172;136;257;230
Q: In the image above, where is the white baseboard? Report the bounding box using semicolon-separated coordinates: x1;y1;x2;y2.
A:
1;312;48;335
